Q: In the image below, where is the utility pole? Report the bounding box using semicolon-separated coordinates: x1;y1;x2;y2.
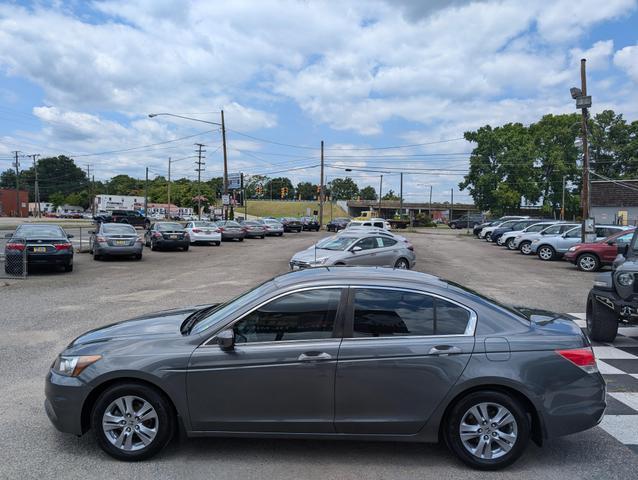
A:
319;140;324;229
13;151;21;217
167;157;172;219
580;59;590;241
195;143;206;221
221;110;229;220
399;172;403;217
561;175;566;221
450;188;454;223
242;173;247;218
378;174;383;217
429;185;432;217
29;154;41;218
85;164;91;218
144;167;149;218
92;175;95;216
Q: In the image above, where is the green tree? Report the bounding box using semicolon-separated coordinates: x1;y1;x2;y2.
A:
296;181;317;200
590;110;637;178
49;192;66;208
382;189;400;200
263;177;294;199
359;185;377;200
328;177;359;200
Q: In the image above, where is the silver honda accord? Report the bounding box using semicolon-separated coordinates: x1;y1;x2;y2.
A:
44;267;605;470
289;232;416;270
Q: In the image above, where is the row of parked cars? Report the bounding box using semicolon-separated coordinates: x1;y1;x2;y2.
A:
474;216;634;272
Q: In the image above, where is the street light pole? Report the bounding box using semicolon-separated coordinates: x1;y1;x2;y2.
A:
378;174;383;217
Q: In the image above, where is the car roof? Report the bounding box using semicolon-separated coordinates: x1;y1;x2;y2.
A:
273;266;445;289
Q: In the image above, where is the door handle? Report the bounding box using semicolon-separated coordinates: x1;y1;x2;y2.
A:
298;351;332;361
428;345;462;356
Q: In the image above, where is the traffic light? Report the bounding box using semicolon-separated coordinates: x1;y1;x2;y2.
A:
256;184;263;195
284;187;289;195
316;185;321;193
280;187;285;199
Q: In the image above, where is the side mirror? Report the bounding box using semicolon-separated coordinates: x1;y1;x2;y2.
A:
67;234;74;239
4;233;13;238
216;329;235;351
618;244;629;257
351;246;363;252
88;230;95;235
607;240;615;246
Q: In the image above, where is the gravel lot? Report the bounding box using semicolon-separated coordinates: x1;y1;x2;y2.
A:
1;229;636;480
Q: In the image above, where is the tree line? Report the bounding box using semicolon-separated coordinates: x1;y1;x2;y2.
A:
460;109;638;217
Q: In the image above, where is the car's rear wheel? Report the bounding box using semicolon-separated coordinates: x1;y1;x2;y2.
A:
135;254;142;261
537;245;555;261
64;262;73;272
519;241;532;255
238;238;244;242
444;391;530;470
577;253;600;272
506;238;516;250
93;252;101;261
485;232;492;242
150;241;157;251
586;295;619;342
215;241;221;246
394;258;410;269
183;245;189;251
91;382;174;461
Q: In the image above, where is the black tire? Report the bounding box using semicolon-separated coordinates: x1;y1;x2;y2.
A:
278;233;283;236
485;232;492;242
183;245;189;251
93;252;101;261
215;241;221;246
238;238;244;242
135;254;143;261
506;238;516;250
444;390;530;470
150;241;157;251
537;245;556;261
394;258;410;269
91;382;175;461
64;262;73;272
577;253;600;272
586;295;619;342
519;241;532;255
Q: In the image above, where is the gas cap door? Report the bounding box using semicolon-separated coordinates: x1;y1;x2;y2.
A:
485;337;511;361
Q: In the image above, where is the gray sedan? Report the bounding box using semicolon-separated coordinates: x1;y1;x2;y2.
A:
45;268;605;469
290;233;415;269
89;223;143;260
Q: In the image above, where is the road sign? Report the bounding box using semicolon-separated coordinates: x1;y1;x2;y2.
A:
222;194;230;205
228;173;242;190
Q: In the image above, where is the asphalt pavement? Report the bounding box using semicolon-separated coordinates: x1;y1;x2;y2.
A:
1;229;637;479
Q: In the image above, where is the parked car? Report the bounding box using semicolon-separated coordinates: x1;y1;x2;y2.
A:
290;232;415;269
105;210;150;229
346;219;391;230
499;222;557;250
240;221;267;239
279;217;303;233
586;228;638;342
449;214;484;229
255;218;284;236
45;267;605;469
215;221;247;241
326;217;350;232
473;216;527;237
144;222;190;251
4;224;74;274
300;216;320;231
513;223;578;255
492;219;550;245
482;219;530;242
564;228;635;272
89;223;143;261
184;221;221;246
530;225;630;261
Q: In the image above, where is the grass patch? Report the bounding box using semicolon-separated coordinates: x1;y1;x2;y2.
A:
241;200;348;219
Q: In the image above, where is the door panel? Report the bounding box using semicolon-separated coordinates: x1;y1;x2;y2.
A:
188;339;340;432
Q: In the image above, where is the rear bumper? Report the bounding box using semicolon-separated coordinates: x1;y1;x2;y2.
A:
265;229;283;236
190;233;221;243
155;239;189;248
13;252;73;265
95;244;143;256
221;232;245;240
245;231;265;238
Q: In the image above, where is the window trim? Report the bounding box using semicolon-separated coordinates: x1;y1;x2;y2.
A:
343;285;477;340
202;286;348;347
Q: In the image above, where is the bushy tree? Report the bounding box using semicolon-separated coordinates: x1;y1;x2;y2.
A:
359;185;377;200
328;177;359;200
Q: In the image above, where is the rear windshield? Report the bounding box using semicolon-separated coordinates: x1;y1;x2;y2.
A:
14;225;66;239
220;221;241;227
156;223;184;231
103;224;136;234
192;222;216;227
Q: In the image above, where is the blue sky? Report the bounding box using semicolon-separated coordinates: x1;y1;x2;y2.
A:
0;0;637;203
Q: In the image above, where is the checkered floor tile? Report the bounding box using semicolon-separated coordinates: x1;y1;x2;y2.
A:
568;312;638;450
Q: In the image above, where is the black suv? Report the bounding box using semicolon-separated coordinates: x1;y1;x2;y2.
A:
326;217;350;232
587;228;638;342
300;216;320;231
279;217;303;233
96;210;150;229
449;214;484;229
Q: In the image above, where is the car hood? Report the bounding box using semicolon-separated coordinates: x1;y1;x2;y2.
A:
292;248;339;262
70;304;215;347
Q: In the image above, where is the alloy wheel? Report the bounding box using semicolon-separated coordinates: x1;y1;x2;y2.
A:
395;258;409;269
578;255;597;272
520;242;531;255
538;246;554;260
102;395;158;452
459;402;518;460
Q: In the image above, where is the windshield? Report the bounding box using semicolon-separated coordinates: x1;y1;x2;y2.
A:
156;223;184;231
103;224;136;234
190;280;274;335
319;236;358;251
14;225;66;239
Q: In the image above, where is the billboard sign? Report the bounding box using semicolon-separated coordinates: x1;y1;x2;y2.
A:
228;173;242;190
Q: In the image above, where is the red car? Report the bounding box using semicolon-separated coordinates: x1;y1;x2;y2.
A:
564;228;635;271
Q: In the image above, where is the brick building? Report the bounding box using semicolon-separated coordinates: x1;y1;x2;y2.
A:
0;188;29;217
591;180;638;225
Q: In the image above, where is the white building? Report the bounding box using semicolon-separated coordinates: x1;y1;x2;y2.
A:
28;202;55;215
94;194;145;212
146;203;194;217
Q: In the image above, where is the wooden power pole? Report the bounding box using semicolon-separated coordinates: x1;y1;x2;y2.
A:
319;140;324;229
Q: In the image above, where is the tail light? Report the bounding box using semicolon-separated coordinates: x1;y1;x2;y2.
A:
54;243;72;251
96;236;107;242
6;242;25;251
192;228;202;233
214;228;221;233
407;244;414;251
153;232;162;238
556;348;598;374
218;227;224;232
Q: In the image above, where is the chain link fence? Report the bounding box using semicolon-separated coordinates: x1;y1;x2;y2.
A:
0;231;27;279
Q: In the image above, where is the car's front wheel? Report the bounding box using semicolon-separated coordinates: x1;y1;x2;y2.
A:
506;238;516;250
519;241;532;255
586;295;619;342
91;382;174;461
537;245;555;261
394;258;410;269
485;232;492;242
444;391;530;470
577;253;600;272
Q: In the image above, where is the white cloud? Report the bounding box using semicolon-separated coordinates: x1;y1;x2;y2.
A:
614;43;638;83
570;40;615;71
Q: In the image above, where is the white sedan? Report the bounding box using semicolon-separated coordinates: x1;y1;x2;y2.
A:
184;221;222;245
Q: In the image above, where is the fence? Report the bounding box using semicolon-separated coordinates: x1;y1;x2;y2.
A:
0;232;27;279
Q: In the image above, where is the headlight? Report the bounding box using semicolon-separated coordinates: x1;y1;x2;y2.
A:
52;355;101;377
568;246;578;252
618;273;634;287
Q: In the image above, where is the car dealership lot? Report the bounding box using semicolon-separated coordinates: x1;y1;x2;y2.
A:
2;230;638;479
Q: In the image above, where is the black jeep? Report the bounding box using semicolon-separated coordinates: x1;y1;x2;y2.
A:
586;228;638;342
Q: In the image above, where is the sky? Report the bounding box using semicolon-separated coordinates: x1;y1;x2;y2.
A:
0;0;637;203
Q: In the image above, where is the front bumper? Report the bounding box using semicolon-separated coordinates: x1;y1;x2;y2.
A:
44;370;90;436
590;288;638;322
563;251;578;263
